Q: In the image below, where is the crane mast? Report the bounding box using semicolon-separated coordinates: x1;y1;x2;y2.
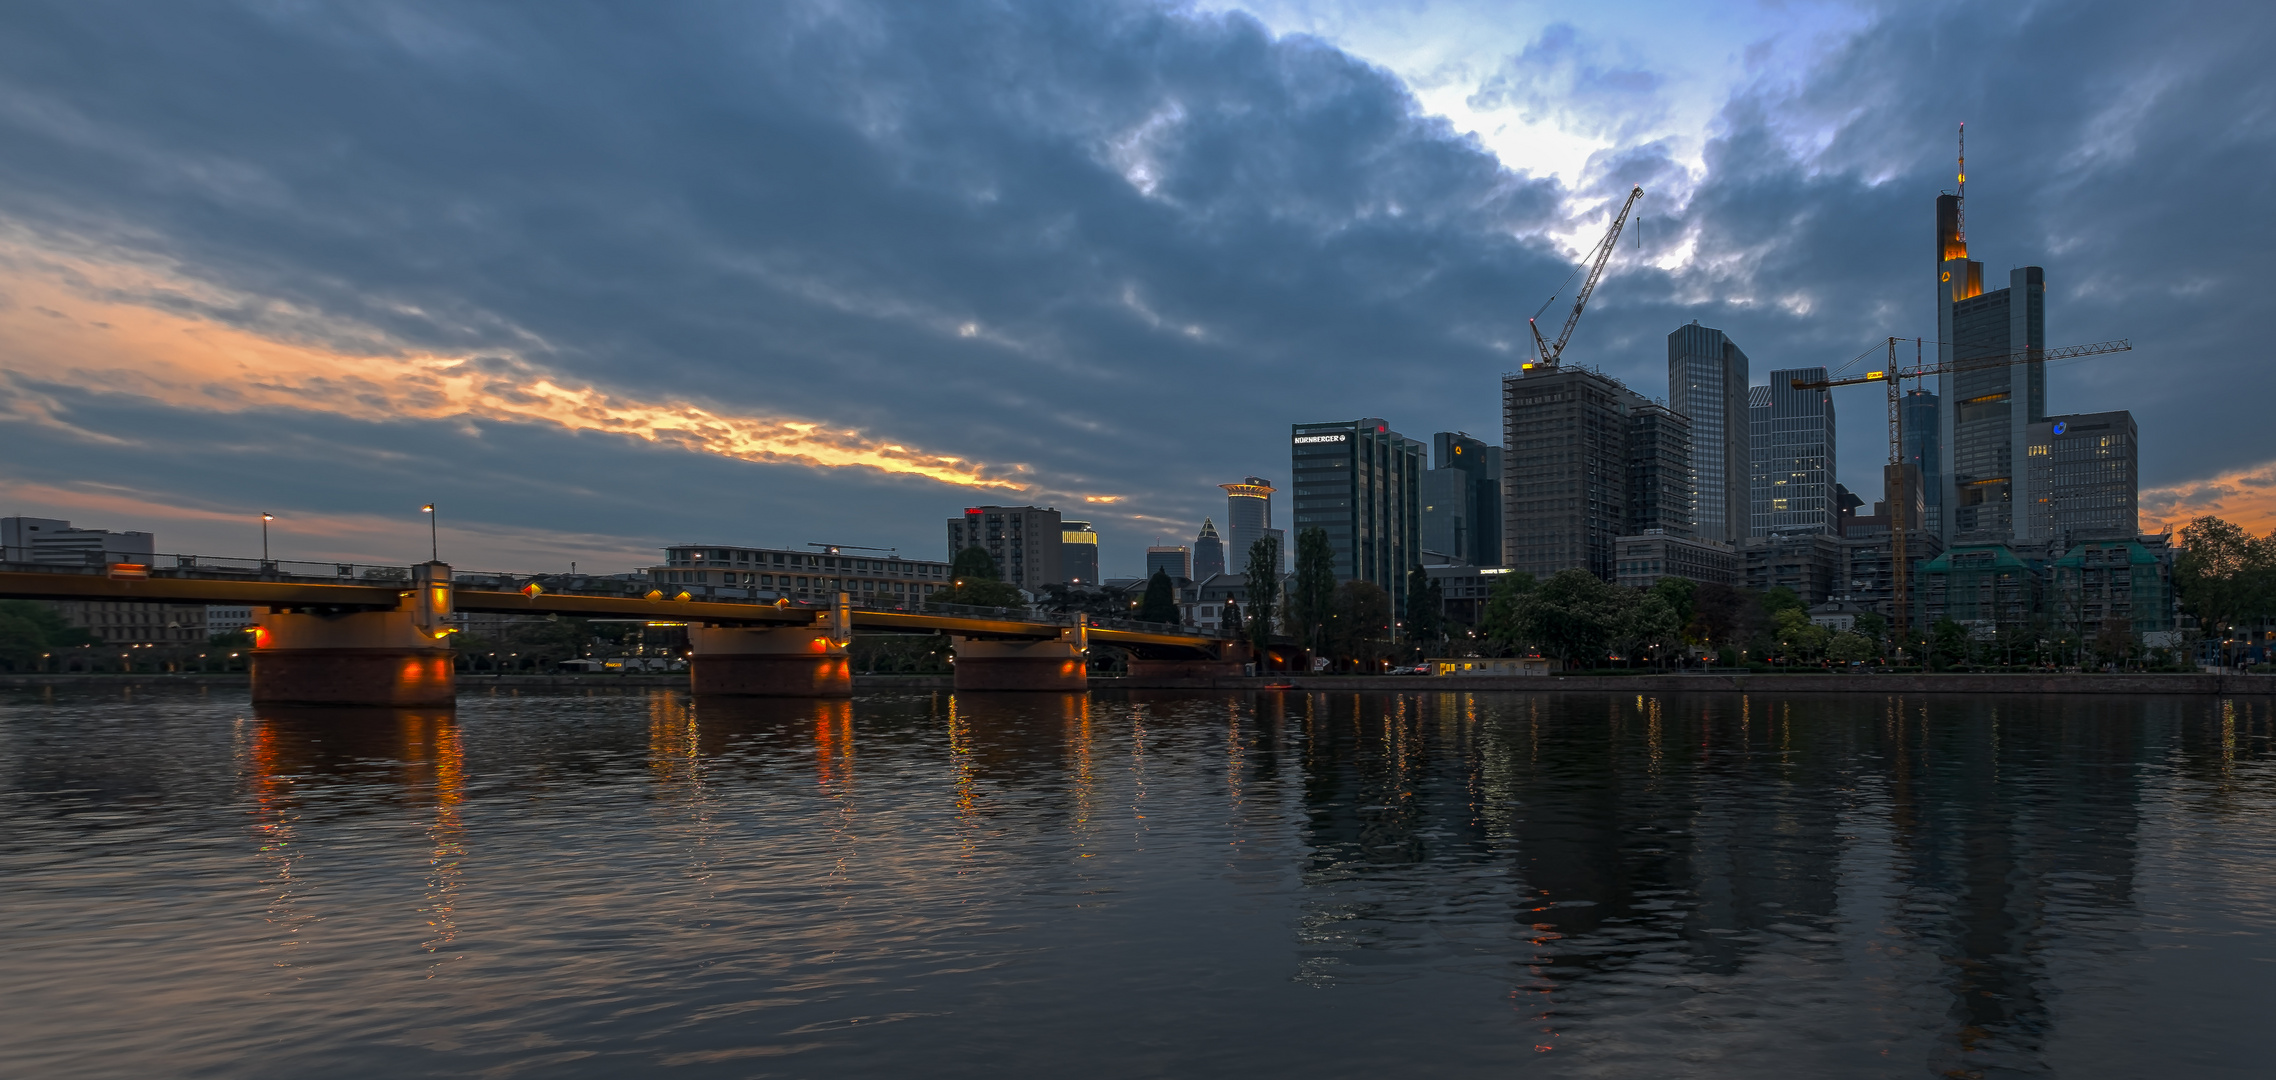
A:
1527;185;1645;369
1790;336;2131;650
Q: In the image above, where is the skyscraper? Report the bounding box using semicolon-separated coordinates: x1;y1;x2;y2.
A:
1749;369;1838;536
1220;477;1284;573
1291;418;1425;609
2026;410;2138;548
1061;519;1099;586
1421;431;1502;565
1667;322;1749;544
1145;545;1192;581
1420;469;1467;563
1503;367;1690;581
946;505;1063;592
1935;142;2046;545
1900;388;1942;533
1191;518;1225;579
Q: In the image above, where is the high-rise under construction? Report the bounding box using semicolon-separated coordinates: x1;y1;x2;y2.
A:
1502;366;1691;581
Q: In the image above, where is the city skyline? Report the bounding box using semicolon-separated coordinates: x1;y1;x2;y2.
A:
0;1;2266;578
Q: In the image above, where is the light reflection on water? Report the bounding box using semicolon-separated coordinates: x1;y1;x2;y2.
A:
3;688;2274;1077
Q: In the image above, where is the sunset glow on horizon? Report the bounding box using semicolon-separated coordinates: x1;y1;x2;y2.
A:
0;235;1031;496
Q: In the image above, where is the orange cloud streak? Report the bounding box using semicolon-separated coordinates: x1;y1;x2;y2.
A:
0;234;1026;490
2143;461;2276;536
0;479;658;568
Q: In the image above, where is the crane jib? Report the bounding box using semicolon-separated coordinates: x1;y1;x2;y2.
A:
1790;339;2129;391
1531;184;1645;368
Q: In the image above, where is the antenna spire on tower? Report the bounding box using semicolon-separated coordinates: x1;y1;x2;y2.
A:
1956;122;1967;246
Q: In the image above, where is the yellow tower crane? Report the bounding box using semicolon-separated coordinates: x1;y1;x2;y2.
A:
1790;336;2131;650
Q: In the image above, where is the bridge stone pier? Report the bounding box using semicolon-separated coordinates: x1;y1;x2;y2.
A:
952;635;1088;691
1125;650;1245;682
688;624;852;697
252;561;456;707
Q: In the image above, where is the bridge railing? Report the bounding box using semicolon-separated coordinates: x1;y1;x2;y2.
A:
0;557;1232;640
2;553;416;583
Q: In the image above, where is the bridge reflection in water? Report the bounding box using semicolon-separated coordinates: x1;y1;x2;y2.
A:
9;689;2270;1076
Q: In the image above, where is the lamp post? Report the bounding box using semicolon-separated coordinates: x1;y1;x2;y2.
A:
421;503;438;562
260;512;274;561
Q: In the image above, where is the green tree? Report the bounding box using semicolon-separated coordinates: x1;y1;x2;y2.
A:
1853;613;1888;653
1515;569;1623;667
1479;570;1538;655
1930;617;1972;670
1326;579;1393;669
1772;607;1831;663
1688;582;1760;656
951;545;1001;582
2176;516;2276;665
1761;586;1804;619
1649;576;1697;636
1138;568;1179;624
0;600;99;671
928;545;1024;607
1242;535;1281;655
1827;631;1874;664
927;578;1026;609
1403;564;1444;657
1284;527;1338;656
2092;616;2137;668
1616;588;1682;668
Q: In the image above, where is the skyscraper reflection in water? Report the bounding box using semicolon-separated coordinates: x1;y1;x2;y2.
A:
1;688;2270;1078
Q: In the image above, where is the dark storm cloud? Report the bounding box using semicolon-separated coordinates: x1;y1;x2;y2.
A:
0;0;1590;567
1578;0;2276;513
0;0;2267;568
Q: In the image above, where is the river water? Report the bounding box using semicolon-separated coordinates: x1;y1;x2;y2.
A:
3;687;2273;1078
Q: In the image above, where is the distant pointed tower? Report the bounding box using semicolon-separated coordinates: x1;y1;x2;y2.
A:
1192;517;1226;580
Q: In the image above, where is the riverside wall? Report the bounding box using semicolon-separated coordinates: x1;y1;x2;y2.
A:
8;672;2271;696
1092;672;2276;695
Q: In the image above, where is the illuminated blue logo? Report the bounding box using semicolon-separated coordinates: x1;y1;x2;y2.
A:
2052;421;2068;435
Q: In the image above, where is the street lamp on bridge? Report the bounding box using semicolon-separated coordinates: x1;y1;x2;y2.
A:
260;512;274;561
421;503;438;562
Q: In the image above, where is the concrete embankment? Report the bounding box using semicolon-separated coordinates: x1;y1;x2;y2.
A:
1093;672;2276;695
0;672;956;691
7;672;2270;696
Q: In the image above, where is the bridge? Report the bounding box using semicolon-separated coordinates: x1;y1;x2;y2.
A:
0;556;1249;706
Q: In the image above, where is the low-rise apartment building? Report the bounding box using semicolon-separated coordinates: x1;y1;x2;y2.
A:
650;544;951;605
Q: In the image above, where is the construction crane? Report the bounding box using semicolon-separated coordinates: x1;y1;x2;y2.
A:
1791;336;2131;647
1526;184;1645;370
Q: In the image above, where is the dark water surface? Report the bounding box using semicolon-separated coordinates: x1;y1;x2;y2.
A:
4;688;2274;1078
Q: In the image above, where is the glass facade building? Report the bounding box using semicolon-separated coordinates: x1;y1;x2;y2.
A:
1421;431;1501;565
1667;322;1749;544
1937;185;2048;545
1290;418;1425;610
1748;369;1838;536
2026;410;2138;548
1900;388;1941;534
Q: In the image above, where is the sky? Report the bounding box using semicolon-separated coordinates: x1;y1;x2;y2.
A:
1;0;2271;576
